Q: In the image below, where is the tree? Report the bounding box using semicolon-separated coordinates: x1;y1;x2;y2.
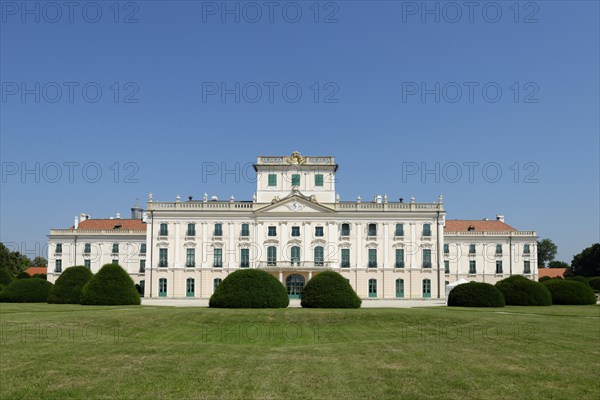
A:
32;257;48;267
0;243;32;275
548;261;570;269
570;243;600;277
537;238;557;267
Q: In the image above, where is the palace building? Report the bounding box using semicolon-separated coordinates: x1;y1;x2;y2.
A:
47;152;538;299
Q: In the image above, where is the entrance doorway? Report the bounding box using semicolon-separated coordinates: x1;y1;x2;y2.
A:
286;274;305;299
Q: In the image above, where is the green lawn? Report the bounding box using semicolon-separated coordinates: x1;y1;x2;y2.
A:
1;304;599;399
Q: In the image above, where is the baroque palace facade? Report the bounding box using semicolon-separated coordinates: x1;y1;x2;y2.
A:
47;152;538;299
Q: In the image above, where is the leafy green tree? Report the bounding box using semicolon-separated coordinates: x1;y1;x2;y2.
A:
537;238;558;267
570;243;600;277
548;261;570;269
32;257;48;267
0;243;31;275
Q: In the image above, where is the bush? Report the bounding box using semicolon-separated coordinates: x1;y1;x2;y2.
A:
538;276;553;283
542;279;597;305
32;273;47;280
0;278;53;303
495;275;552;306
48;266;93;304
209;269;289;308
81;264;140;305
447;282;505;307
0;269;14;286
568;275;590;286
16;271;31;279
301;271;361;308
588;277;600;293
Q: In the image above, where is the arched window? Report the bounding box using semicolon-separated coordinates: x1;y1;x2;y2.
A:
395;279;404;298
112;243;119;254
422;279;431;298
314;246;324;266
158;278;167;297
267;246;277;266
368;279;377;298
84;243;91;254
186;278;195;297
367;223;377;237
495;244;503;255
291;246;301;266
341;223;350;236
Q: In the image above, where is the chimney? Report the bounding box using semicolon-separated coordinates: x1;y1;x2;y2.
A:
116;213;121;219
80;213;87;221
496;214;505;223
74;216;79;229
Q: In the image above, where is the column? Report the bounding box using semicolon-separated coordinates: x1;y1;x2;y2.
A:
355;222;362;267
228;222;234;268
174;222;180;269
201;222;207;268
383;222;389;268
410;222;417;268
303;222;310;265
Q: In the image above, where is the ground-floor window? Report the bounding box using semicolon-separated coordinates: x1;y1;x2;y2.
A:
213;278;222;292
395;279;404;298
186;278;195;297
159;278;167;297
422;279;431;298
139;280;145;297
368;278;377;298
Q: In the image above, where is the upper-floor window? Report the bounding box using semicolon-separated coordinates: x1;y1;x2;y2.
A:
395;224;404;236
268;226;277;236
159;223;168;236
187;223;196;236
291;174;300;187
496;260;503;274
423;249;432;268
495;244;503;255
314;174;324;187
267;246;277;266
423;224;431;236
268;173;277;187
159;248;168;268
314;246;324;266
444;260;450;274
395;249;405;268
139;260;146;272
291;226;300;237
214;249;223;268
84;243;91;253
367;223;377;237
140;243;146;254
443;243;449;254
214;223;223;236
240;248;250;268
341;249;350;268
84;259;91;269
368;249;377;268
315;226;324;237
55;259;62;273
241;223;250;237
341;223;350;236
469;244;476;254
523;244;531;254
469;260;477;274
112;243;119;254
186;248;195;268
55;243;62;254
524;261;531;274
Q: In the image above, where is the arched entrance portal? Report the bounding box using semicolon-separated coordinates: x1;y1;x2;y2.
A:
286;274;305;299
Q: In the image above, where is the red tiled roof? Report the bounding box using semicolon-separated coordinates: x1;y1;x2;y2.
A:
25;267;47;276
538;268;567;278
445;220;517;232
73;219;146;231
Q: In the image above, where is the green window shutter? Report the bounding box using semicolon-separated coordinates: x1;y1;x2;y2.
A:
315;174;324;187
268;174;277;186
292;174;300;187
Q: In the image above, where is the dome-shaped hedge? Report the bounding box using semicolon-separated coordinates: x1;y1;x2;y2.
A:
209;269;289;308
301;271;361;308
542;279;597;305
569;276;591;286
0;269;14;286
448;282;505;307
48;266;93;304
495;275;552;306
81;264;140;305
0;278;53;302
16;271;31;279
588;277;600;293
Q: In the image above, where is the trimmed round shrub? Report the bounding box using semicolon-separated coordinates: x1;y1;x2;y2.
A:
538;276;553;283
0;278;53;302
48;266;93;304
569;276;590;286
32;273;47;280
495;275;552;306
301;271;361;308
209;269;289;308
542;279;597;305
448;282;505;307
16;271;31;279
0;269;14;286
588;277;600;293
81;264;140;305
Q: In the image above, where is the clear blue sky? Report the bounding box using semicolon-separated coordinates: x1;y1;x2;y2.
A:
1;1;598;263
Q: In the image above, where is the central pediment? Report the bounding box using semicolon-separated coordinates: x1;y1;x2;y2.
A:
254;195;335;214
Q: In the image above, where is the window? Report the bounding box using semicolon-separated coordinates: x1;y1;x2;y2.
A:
422;279;431;298
315;174;324;187
443;243;449;254
186;248;195;268
291;226;300;237
368;279;377;298
341;223;350;236
84;259;91;269
469;244;476;254
423;249;432;268
367;223;377;237
55;243;62;254
140;243;146;254
395;249;404;268
524;261;531;274
444;260;450;274
268;173;277;187
214;249;223;268
84;243;91;254
423;224;431;236
469;260;477;274
395;224;404;236
268;226;277;236
524;244;531;254
291;174;300;187
139;280;145;297
341;249;350;268
186;278;195;297
213;278;222;291
396;279;404;298
240;248;249;268
112;243;119;254
314;246;324;266
241;223;250;237
495;244;503;255
55;259;62;273
315;226;324;237
214;223;223;236
291;246;301;266
187;223;196;236
158;278;167;297
159;223;168;236
139;260;146;272
496;260;503;274
368;249;377;268
267;246;277;266
159;249;168;268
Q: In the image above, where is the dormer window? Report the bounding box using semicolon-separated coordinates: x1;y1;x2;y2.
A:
467;226;475;232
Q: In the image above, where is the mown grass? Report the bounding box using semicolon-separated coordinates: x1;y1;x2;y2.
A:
1;303;599;399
